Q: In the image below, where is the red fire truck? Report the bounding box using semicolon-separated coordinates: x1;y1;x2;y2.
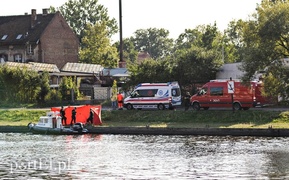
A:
190;79;268;110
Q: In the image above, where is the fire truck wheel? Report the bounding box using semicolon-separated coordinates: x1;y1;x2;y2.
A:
192;102;200;111
233;102;242;110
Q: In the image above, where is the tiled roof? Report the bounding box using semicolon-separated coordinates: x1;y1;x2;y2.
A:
0;13;56;46
2;62;60;72
61;63;104;74
2;62;30;68
29;62;60;72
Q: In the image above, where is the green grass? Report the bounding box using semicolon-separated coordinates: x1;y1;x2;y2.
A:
0;109;47;126
101;109;288;129
0;109;288;129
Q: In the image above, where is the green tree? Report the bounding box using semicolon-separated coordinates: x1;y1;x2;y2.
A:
173;24;223;88
52;0;117;42
262;72;281;103
79;22;118;67
0;68;8;102
172;46;222;87
0;66;20;102
37;72;51;104
113;37;138;63
132;28;174;60
175;28;203;50
0;65;41;103
240;0;289;99
126;24;224;91
59;76;79;101
224;20;248;63
19;68;41;103
126;59;173;89
201;22;219;50
45;89;62;103
176;24;221;50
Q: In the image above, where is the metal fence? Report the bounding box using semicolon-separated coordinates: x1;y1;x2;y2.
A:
93;86;111;100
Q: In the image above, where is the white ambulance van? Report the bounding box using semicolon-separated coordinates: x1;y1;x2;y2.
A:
124;82;182;110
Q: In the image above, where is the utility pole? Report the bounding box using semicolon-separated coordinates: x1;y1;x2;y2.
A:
119;0;123;65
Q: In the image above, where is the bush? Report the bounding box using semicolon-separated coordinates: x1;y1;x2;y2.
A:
45;89;62;102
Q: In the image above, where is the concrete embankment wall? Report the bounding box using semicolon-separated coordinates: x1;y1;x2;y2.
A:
2;126;289;137
87;127;289;137
0;126;28;133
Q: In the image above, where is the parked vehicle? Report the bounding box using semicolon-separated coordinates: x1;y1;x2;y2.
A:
190;79;268;110
124;82;182;110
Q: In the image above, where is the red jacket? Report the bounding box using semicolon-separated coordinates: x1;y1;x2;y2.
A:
117;93;123;102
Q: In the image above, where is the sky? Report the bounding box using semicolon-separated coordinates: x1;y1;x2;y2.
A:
1;0;262;42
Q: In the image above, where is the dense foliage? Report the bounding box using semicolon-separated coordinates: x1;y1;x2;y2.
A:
53;0;117;42
0;66;82;106
124;24;223;93
59;76;81;101
50;1;231;93
132;28;174;60
0;66;41;103
79;23;118;67
238;0;289;101
48;0;289;103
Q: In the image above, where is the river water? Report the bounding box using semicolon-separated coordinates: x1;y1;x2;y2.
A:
1;133;289;179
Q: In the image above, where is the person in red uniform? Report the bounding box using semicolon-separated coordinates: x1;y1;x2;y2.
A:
117;92;124;110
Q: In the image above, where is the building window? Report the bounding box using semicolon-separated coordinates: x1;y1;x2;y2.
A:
14;54;22;63
26;44;33;55
1;35;8;40
0;54;8;62
16;34;22;40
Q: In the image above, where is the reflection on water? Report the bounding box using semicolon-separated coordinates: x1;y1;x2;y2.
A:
0;133;289;179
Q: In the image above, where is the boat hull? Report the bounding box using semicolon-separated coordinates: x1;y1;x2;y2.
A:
28;124;88;135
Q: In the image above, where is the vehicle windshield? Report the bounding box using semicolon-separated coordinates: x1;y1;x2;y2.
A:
172;88;181;97
197;87;207;96
130;91;139;97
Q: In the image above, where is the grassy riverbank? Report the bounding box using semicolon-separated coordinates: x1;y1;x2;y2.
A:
0;109;289;129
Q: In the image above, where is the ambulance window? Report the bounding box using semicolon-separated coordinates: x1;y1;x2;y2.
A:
138;89;158;97
147;89;157;97
138;90;146;97
171;88;181;97
210;87;223;96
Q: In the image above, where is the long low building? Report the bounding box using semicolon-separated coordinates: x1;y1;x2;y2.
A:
0;61;130;100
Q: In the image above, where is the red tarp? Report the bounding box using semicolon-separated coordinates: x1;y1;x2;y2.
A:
51;105;102;125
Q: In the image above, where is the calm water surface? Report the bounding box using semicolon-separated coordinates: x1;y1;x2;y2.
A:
0;133;289;179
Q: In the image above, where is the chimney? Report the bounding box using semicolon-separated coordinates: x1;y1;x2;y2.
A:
42;9;48;16
31;9;37;28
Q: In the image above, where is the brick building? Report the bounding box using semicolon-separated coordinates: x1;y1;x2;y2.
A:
0;9;79;68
